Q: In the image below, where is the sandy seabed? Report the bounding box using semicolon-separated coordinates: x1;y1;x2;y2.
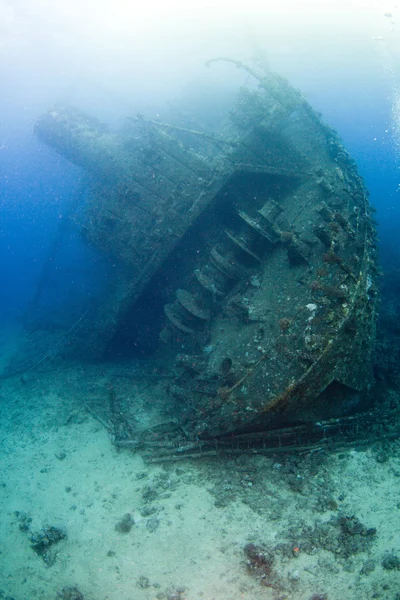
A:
0;361;399;600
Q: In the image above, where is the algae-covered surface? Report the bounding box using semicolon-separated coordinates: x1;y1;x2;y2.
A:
0;360;399;600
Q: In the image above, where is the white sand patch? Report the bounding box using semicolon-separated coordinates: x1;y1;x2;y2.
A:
0;364;399;600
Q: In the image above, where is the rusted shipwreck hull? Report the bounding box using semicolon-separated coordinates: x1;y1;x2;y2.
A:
34;62;378;437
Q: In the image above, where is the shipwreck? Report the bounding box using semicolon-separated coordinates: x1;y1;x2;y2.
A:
13;60;378;442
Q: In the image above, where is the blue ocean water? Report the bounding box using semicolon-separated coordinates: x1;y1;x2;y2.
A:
2;4;400;599
1;16;398;330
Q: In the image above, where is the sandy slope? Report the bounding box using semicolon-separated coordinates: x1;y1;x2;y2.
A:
0;363;399;600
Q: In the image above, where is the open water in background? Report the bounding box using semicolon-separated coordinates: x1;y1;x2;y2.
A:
1;1;400;358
